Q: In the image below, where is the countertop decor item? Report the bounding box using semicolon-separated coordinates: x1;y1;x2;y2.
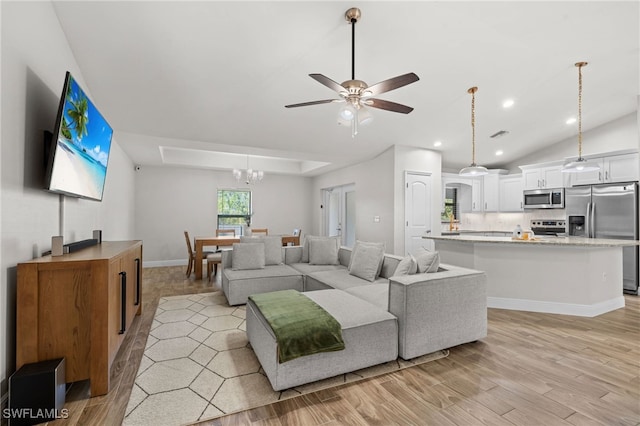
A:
459;87;489;177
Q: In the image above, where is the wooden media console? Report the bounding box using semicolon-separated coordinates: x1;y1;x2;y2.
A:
16;240;143;396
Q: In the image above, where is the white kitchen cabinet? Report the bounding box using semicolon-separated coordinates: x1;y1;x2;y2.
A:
471;178;483;212
569;153;639;186
520;163;566;190
499;174;523;212
482;174;500;212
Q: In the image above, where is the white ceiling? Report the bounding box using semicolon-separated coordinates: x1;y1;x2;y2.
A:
52;1;639;176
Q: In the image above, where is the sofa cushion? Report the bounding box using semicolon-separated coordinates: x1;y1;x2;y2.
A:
349;241;385;277
241;236;282;265
302;235;339;263
231;243;265;270
308;238;340;265
348;242;385;282
414;247;440;273
289;263;346;276
345;283;390;311
306;269;387;292
394;255;418;276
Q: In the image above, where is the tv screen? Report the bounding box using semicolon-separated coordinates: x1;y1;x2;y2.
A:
45;72;113;201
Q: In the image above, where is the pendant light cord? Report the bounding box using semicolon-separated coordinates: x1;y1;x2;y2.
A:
576;62;586;158
468;87;478;165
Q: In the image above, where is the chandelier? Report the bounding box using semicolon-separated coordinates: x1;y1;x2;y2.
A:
233;155;264;185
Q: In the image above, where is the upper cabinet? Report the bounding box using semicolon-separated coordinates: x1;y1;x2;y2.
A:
482;174;500;212
568;152;639;186
520;163;566;190
499;174;523;212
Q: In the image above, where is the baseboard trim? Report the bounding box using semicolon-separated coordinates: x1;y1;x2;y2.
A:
487;296;626;317
142;259;187;268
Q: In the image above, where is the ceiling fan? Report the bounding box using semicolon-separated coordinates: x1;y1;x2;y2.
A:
285;7;419;136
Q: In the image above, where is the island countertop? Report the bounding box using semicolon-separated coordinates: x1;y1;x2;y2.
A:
424;235;640;248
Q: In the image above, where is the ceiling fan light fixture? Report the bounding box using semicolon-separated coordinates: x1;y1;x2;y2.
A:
358;107;373;125
339;104;356;120
562;61;599;174
284;7;419;136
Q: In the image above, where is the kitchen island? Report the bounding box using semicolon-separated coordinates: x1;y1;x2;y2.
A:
424;235;639;317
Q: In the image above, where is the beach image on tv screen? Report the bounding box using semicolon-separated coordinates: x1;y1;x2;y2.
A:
49;74;113;200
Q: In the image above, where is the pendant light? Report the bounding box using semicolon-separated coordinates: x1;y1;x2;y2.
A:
562;62;600;173
459;87;488;177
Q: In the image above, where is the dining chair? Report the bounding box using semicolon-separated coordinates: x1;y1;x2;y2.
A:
251;228;268;236
215;228;236;252
207;252;222;280
184;231;214;277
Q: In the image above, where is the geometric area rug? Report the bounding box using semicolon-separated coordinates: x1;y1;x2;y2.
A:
124;292;448;426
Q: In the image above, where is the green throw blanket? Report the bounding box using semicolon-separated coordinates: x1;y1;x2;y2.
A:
249;290;345;363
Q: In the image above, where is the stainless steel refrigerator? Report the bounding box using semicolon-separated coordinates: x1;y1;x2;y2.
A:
565;182;639;294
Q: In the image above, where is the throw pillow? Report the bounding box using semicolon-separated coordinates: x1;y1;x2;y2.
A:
308;237;340;265
348;242;385;282
394;255;418;276
414;247;440;273
231;243;266;270
348;240;385;277
240;236;282;265
302;235;339;263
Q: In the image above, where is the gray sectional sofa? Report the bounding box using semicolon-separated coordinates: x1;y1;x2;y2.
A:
221;237;487;390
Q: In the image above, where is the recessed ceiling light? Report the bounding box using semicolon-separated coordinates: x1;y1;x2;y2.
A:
502;99;515;108
433;140;442;147
566;117;577;125
495;150;504;156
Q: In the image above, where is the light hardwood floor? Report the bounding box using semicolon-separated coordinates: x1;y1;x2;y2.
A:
49;266;639;425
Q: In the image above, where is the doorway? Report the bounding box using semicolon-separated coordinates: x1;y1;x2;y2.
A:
404;172;433;254
323;184;356;246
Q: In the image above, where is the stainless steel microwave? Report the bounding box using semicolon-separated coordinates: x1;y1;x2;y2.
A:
523;188;564;209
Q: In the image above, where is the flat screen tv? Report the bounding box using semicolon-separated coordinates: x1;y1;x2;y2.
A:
45;71;113;201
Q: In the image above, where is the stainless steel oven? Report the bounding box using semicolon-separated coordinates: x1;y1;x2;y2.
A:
523;188;564;209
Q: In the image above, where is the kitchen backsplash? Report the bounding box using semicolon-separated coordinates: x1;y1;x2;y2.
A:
441;211;566;233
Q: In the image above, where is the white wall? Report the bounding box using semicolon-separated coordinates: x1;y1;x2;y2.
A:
312;148;395;251
134;165;313;265
393;146;442;255
0;1;135;401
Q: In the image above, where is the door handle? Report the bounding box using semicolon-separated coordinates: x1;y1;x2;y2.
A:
119;271;127;335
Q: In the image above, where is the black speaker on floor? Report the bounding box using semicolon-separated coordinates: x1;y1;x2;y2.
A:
8;358;66;425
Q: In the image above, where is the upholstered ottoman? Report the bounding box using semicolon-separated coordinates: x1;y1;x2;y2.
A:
246;289;398;391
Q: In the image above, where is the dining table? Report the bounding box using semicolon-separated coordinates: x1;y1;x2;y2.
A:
193;234;301;279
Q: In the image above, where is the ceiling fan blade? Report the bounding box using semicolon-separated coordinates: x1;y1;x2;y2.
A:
285;99;341;108
366;98;414;114
309;74;347;94
364;72;419;97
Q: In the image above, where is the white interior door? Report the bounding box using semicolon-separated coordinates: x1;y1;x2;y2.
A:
323;184;355;246
405;172;433;255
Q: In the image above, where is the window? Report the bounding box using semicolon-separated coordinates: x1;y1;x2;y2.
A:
217;189;251;235
441;187;459;222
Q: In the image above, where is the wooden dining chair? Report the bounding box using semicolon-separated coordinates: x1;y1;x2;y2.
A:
214;228;235;252
207;252;222;280
184;231;214;277
251;228;268;236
